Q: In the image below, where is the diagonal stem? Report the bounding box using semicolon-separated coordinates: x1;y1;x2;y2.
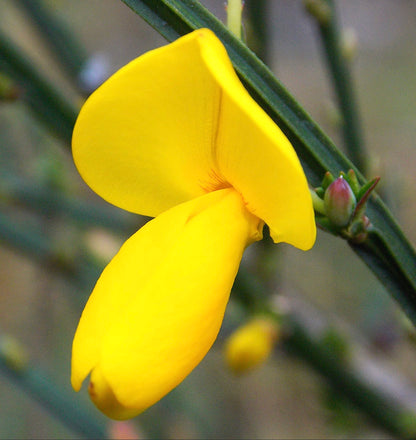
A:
306;0;367;174
0;29;77;143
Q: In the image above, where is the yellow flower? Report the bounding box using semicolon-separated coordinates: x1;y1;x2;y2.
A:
224;317;279;375
71;28;316;420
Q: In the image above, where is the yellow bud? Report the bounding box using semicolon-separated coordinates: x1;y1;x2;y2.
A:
224;317;279;375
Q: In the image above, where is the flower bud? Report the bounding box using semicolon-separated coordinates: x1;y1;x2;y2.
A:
224;317;279;375
324;176;356;227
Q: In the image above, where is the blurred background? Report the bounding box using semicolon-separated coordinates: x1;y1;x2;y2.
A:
1;0;416;438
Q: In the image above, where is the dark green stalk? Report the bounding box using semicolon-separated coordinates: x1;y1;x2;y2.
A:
0;29;77;143
306;0;367;173
16;0;88;84
120;0;416;329
0;337;107;439
349;229;416;321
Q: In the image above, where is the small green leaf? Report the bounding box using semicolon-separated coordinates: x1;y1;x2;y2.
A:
356;176;380;204
321;170;335;190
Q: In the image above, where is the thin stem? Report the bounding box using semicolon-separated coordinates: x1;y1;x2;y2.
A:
1;173;141;233
0;29;77;144
226;0;243;39
310;189;326;215
306;0;367;174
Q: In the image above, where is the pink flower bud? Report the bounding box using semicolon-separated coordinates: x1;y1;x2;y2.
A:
324;176;356;227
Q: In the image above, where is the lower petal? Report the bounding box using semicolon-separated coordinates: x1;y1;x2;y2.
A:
71;188;262;419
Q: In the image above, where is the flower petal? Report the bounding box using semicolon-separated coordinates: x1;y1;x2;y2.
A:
71;188;262;419
72;30;227;218
73;29;315;249
197;32;316;250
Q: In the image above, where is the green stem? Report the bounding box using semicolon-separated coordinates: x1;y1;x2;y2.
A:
226;0;243;39
119;0;416;329
350;228;416;321
310;189;326;215
306;0;367;174
0;29;77;144
0;336;107;439
1;174;141;233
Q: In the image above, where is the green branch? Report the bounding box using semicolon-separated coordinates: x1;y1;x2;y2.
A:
305;0;367;173
226;0;243;39
120;0;416;328
0;29;77;144
0;174;140;233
